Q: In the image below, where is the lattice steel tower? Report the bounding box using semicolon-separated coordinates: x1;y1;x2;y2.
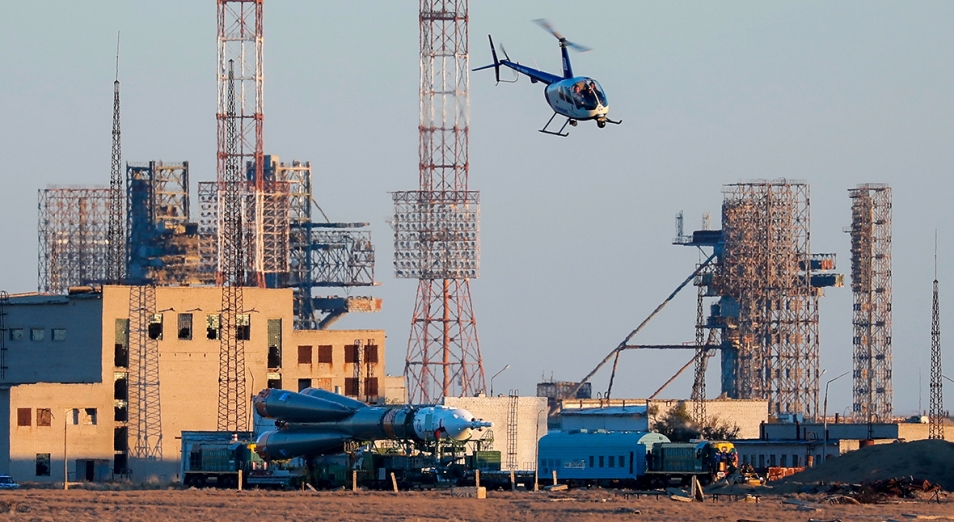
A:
720;181;819;416
848;184;893;422
128;285;162;458
394;0;486;403
217;61;248;432
930;240;943;439
218;0;265;288
106;37;125;284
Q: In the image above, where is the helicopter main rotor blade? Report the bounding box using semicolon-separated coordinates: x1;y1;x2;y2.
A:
533;18;563;40
532;18;592;53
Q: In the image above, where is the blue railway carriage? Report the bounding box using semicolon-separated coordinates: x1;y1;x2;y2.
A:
538;430;670;487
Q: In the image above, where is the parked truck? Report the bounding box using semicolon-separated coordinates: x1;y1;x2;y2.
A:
180;431;304;489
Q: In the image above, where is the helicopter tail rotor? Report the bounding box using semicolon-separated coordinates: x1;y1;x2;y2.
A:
532;18;591;52
472;34;502;83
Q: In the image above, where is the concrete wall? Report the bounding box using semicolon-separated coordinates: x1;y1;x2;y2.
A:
444;396;548;471
2;286;387;484
1;294;103;384
562;398;768;439
761;421;954;443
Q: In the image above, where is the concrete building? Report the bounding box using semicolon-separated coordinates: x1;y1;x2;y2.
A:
0;286;386;484
733;420;954;471
444;396;548;472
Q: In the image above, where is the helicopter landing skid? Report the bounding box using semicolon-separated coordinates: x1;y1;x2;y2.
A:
539;113;573;137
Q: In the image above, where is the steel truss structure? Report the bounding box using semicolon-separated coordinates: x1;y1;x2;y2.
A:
38;187;110;293
720;181;819;417
848;184;893;422
106;73;125;284
126;162;201;284
127;284;162;459
395;0;486;404
930;274;942;439
217;60;247;432
218;0;265;288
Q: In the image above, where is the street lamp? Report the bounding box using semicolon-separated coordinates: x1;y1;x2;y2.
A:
490;364;510;397
823;371;850;464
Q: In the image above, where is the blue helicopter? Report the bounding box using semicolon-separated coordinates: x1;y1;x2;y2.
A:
474;19;621;137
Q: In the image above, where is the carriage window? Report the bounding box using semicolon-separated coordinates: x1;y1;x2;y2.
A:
608;456;614;468
589;456;594;468
599;456;604;468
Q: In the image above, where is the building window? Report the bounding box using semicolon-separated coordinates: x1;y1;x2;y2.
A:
780;454;787;467
114;372;128;401
344;378;359;396
236;314;250;341
17;408;31;427
70;408;80;425
298;378;312;392
267;376;282;390
52;328;66;341
364;344;379;363
115;319;129;368
318;345;333;364
9;328;23;341
315;377;332;391
36;409;52;427
206;314;220;340
298;346;312;365
177;313;193;340
345;344;360;364
148;314;163;340
35;454;51;477
267;346;282;369
365;377;379;397
770;455;777;467
30;328;44;341
84;408;98;425
758;455;765;468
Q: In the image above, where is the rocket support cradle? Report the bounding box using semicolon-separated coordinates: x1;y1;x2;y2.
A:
253;387;492;460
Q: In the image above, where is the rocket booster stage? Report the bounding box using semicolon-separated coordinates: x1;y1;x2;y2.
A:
253;388;492;460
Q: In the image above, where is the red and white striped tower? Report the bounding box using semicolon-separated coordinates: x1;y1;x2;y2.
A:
393;0;486;403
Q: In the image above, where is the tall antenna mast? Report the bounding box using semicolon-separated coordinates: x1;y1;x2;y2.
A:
106;31;125;284
930;231;943;439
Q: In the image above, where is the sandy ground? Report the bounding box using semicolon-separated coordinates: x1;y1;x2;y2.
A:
0;487;953;522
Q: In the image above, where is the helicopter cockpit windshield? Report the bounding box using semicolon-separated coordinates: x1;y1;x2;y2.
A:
569;79;607;111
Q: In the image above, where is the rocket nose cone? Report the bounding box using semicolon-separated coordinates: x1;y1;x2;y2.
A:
442;408;491;441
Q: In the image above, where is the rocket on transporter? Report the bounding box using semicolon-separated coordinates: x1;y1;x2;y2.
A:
252;387;492;460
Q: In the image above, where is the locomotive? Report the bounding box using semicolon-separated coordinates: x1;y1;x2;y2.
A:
537;430;736;487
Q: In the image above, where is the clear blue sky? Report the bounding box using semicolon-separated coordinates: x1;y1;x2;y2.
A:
1;1;952;417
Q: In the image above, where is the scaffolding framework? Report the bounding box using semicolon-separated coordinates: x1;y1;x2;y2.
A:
720;181;819;417
126;162;198;284
848;184;893;421
38;187;110;293
396;0;486;404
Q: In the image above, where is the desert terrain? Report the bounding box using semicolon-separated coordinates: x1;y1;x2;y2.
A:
0;487;952;522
